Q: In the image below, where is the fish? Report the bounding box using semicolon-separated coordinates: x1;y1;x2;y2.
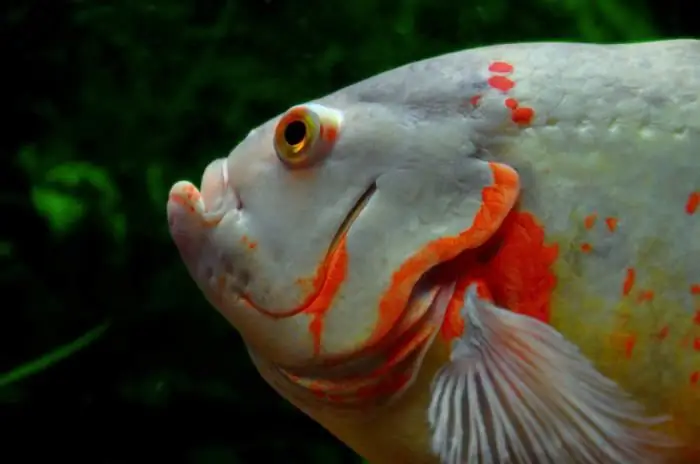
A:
166;39;700;463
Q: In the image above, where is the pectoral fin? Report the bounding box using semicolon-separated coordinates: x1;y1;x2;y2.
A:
428;284;674;464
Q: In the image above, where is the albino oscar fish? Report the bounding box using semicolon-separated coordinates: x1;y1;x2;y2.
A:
166;40;700;463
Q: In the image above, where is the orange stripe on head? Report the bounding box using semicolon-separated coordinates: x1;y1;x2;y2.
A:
367;162;520;347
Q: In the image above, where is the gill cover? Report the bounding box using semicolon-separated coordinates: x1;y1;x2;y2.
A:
167;99;520;367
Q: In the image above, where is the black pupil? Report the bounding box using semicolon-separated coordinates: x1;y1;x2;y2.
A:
284;120;307;146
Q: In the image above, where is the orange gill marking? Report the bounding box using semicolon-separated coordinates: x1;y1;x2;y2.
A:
240;235;347;347
293;317;437;404
370;163;520;349
468;61;536;126
686;191;699;215
303;237;349;356
605;217;618;232
439;208;559;344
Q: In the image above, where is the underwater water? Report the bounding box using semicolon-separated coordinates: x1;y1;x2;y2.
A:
2;0;697;462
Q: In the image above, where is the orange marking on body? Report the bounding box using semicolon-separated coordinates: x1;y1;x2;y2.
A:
622;268;636;296
487;75;515;92
241;237;347;346
686;191;699;215
240;235;257;249
440;279;492;341
302;238;349;356
483;211;559;323
488;61;514;73
511;106;535;125
437;208;559;337
441;289;466;340
320;124;338;143
580;242;592;253
583;214;597;229
504;97;518;109
605;217;618;232
469;95;481;106
691;284;700;295
372;163;520;347
624;335;637;358
691;371;700;386
169;194;196;213
655;325;669;341
636;290;654;303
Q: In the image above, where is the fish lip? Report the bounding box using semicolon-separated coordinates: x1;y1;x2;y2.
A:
241;182;377;319
201;157;241;218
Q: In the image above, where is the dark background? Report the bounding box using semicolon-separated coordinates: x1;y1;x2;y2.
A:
1;0;696;462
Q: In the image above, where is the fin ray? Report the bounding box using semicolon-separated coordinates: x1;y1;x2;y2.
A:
428;284;675;464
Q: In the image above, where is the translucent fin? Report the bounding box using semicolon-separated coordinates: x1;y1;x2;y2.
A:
427;284;676;464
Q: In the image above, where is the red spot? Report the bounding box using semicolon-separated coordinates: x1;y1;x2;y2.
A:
605;217;618;232
487;75;515;92
686;191;699;215
655;325;669;341
580;243;593;253
636;290;654;303
693;337;700;351
691;284;700;295
584;214;597;229
694;310;700;325
691;371;700;386
504;97;518;109
511;107;534;125
622;268;636;296
488;61;514;73
624;335;637;358
469;95;481;106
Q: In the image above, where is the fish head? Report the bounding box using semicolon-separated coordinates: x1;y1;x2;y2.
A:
166;98;520;371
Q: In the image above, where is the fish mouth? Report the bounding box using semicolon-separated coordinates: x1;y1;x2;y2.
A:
242;182;377;318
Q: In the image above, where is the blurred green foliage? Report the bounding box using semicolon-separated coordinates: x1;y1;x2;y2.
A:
1;0;693;462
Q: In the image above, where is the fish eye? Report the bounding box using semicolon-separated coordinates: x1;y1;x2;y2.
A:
284;120;307;147
273;104;339;169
